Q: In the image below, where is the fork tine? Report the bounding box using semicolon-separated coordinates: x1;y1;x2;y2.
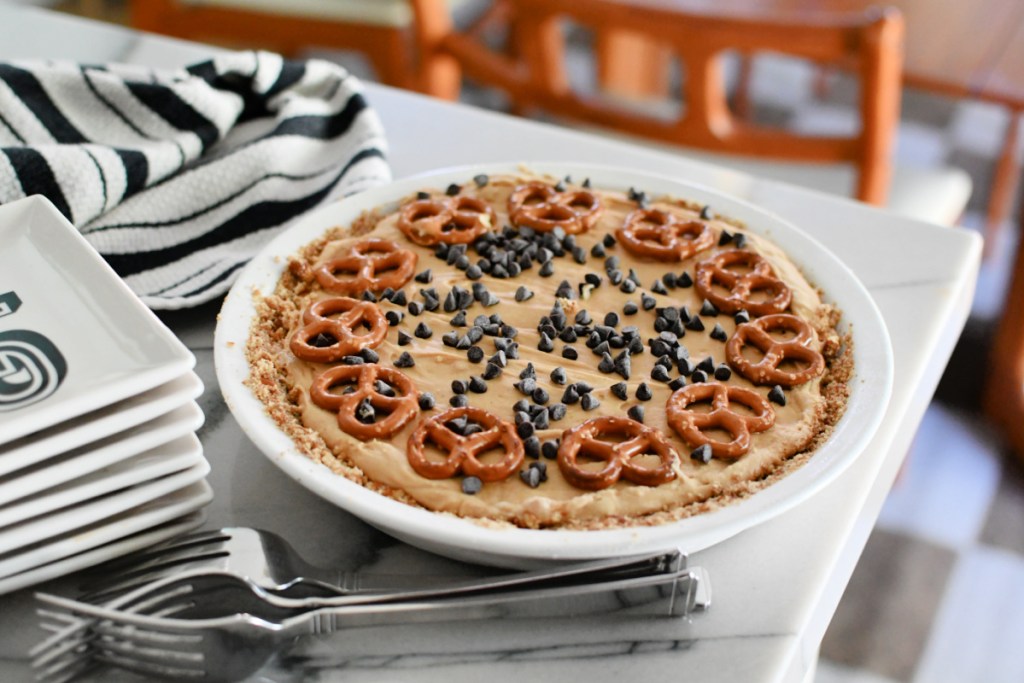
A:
95;650;204;681
85;529;230;575
35;649;99;683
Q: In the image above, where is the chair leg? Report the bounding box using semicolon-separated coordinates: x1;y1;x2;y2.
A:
983;109;1022;259
367;29;414;89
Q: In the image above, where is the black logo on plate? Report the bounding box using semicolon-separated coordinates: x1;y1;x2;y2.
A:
0;291;21;319
0;329;68;412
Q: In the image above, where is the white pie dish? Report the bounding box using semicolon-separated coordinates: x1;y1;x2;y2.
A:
215;162;894;567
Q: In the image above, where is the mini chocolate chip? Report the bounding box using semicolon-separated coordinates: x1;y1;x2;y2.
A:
394;351;415;368
635;383;653;401
572;245;587;264
517;377;538;395
531;461;548;481
473;173;489;187
385;311;404;327
734;309;751;325
651;365;671;382
678;357;697;375
517;421;535;439
769;385;787;406
356;398;375;424
482;362;502;380
677;271;693;288
532;410;549;429
668;377;687;391
581;393;600;411
651;279;668;295
466;264;483;280
562;346;579;360
685;316;705;331
408;301;424;316
445;183;461;196
611;382;628;400
414;269;433;283
550;367;567;385
613;351;631;379
710;323;728;341
558;327;578;343
532;387;550;404
718;229;733;245
518;362;536;380
416;191;431;200
627;404;645;423
360;348;380;363
619;279;637;294
442;331;458;347
515;286;533;302
467;346;484;363
524;435;541;458
590;242;606;258
714;363;732;381
341;355;365;365
691;369;708;383
575;381;594;394
641;293;657;311
597;352;615;374
697;356;715;373
691;444;713;463
520;467;542;488
391;291;408;306
623;301;638;316
462;476;483;494
541;440;560;459
469;376;488;393
450;394;469;407
734;233;748;248
451;379;467;394
398;330;413;346
562;385;580;404
548;403;567;421
361;290;377;302
514;410;531;425
701;299;719;317
607;269;624;285
310;332;335;348
539;260;554;277
418;392;436;410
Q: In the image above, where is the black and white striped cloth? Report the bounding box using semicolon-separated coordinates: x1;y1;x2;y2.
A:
0;51;390;309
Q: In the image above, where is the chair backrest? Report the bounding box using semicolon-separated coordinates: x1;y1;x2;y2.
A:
410;0;905;206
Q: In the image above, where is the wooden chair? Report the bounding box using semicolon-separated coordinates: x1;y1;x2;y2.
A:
410;0;972;224
127;0;479;88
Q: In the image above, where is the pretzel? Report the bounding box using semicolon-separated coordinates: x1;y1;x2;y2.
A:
557;417;678;491
666;382;774;459
315;239;417;295
726;314;825;387
407;407;523;482
397;195;496;246
616;208;715;261
507;181;601;234
694;249;792;316
310;364;418;439
289;297;388;363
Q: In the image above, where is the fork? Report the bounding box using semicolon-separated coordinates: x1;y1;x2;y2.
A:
79;526;687;606
36;569;705;683
78;526;435;602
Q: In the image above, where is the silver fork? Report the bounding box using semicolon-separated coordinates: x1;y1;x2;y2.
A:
79;526;688;606
36;569;706;683
78;527;436;602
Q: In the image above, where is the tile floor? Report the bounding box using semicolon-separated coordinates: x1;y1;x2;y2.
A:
35;2;1024;680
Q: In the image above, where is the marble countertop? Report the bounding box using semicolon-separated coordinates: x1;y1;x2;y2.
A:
0;4;982;682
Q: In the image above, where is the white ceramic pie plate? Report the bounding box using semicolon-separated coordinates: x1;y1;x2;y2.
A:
216;163;894;567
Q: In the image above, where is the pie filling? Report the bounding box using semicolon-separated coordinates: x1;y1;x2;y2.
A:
246;173;851;530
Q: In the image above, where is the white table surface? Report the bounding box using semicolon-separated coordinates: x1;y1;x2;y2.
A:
0;4;982;682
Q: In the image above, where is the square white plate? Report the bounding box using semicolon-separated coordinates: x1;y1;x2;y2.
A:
0;439;208;560
0;440;205;530
0;487;211;594
0;196;195;445
0;371;203;475
0;402;203;505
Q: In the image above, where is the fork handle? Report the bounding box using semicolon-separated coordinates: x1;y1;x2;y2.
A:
287;569;706;637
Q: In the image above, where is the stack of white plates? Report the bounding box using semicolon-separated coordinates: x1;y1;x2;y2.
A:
0;196;212;594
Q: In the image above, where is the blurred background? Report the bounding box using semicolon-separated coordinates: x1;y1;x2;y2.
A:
14;1;1024;681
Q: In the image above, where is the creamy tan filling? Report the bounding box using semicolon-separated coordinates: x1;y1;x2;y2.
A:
271;175;837;528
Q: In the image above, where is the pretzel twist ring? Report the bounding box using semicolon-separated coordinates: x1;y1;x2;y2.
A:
694;249;792;316
407;407;523;482
315;239;417;295
726;314;825;387
289;297;388;363
310;364;418;439
616;208;715;261
666;383;775;459
557;417;678;491
507;182;602;234
398;195;496;246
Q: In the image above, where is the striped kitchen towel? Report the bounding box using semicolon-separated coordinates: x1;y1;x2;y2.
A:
0;51;391;309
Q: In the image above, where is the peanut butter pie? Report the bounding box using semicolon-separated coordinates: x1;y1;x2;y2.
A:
246;172;851;530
